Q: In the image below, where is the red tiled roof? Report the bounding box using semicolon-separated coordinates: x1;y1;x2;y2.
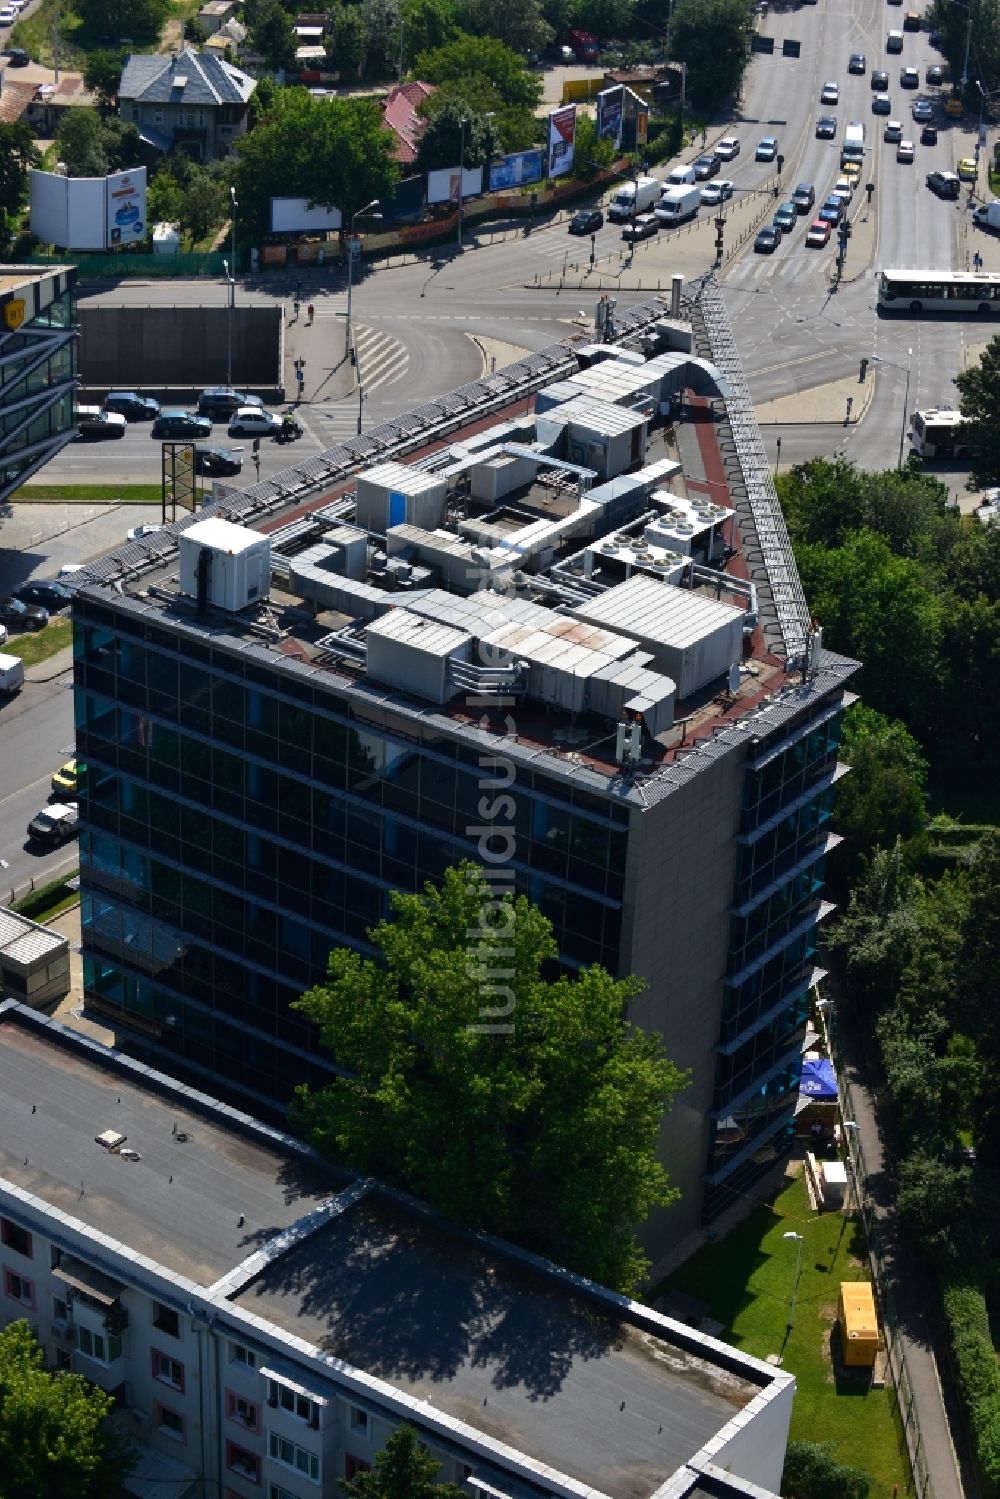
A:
0;77;35;123
380;80;434;164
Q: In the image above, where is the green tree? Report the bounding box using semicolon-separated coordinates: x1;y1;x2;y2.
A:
400;0;458;64
250;0;298;71
83;49;124;112
232;89;399;238
575;0;636;35
363;0;402;76
56;108;112;176
955;334;1000;487
0;121;39;236
416;34;543;110
292;863;688;1292
781;1439;871;1499
178;166;229;245
572;111;615;177
897;1150;980;1268
668;0;752;112
833;703;928;883
340;1424;466;1498
459;0;553;55
327;4;369;75
414;97;502;172
183;15;207;42
75;0;167;44
0;1320;133;1499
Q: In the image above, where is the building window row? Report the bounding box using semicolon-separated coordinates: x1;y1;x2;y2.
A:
4;1268;34;1308
720;931;817;1046
1;1218;32;1258
727;858;827;974
740;713;843;833
268;1432;320;1482
731;790;835;908
152;1349;184;1391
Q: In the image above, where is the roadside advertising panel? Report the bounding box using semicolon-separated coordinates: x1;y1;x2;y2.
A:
427;164;483;204
106;168;147;246
597;87;623;144
547;105;577;179
488;149;544;191
270;197;342;233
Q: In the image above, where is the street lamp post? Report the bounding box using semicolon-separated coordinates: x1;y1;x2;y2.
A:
782;1231;805;1330
226;186;237;390
345;198;381;358
457;115;467;253
873;349;913;466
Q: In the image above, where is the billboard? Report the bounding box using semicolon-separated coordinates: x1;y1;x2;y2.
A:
597;87;623;145
106;169;146;246
547;105;577;180
30;167;147;251
269;197;342;233
488;149;544;192
426;164;483;205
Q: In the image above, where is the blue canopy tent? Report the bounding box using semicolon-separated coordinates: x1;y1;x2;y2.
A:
799;1057;838;1101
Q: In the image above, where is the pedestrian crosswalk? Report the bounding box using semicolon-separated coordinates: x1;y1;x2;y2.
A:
353;323;409;393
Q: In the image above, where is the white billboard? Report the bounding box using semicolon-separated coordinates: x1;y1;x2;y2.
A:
426;164;483;206
270;197;343;233
29;167;146;250
548;105;577;180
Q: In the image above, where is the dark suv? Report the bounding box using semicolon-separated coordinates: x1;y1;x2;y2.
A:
103;391;160;421
693;153;721;179
197;388;264;420
0;597;48;632
871;70;889;91
569;207;604;234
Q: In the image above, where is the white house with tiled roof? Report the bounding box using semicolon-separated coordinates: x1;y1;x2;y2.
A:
118;47;255;161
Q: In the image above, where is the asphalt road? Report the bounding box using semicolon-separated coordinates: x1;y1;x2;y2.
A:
0;673;76;903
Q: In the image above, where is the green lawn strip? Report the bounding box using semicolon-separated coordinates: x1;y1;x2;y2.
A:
4;617;73;668
12;873;80;925
12;485;162;504
652;1175;908;1498
10;0;88;70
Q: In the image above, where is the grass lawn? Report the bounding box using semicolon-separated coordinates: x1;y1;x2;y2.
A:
10;0;89;70
12;484;162;504
652;1173;909;1497
4;617;72;668
13;872;80;925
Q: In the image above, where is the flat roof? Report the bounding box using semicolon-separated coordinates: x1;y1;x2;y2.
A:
234;1193;760;1499
0;1019;344;1284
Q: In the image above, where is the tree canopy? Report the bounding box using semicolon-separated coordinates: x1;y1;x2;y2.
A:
955;333;1000;487
340;1424;466;1498
832;702;929;888
292;862;688;1292
232;88;399;238
0;121;39;239
247;0;298;71
55;109;142;178
75;0;167;44
415;34;543;111
414;97;502;172
82;50;124;112
0;1320;133;1499
668;0;753;112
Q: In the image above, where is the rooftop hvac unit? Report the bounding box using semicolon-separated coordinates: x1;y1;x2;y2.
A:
178;518;271;613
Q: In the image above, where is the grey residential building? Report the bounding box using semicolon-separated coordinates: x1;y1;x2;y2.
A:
0;1000;794;1499
118;48;255;160
72;287;857;1271
0;265;78;502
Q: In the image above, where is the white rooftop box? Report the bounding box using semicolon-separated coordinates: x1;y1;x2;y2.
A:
178;517;271;613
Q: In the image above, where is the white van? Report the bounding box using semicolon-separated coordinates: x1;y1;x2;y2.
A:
665;163;697;185
606;175;661;221
0;652;25;695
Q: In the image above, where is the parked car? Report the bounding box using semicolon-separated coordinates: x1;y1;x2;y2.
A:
692;153;720;179
773;201;798;232
197;388;264;420
569;207;603;234
27;803;80;848
872;93;892;114
126;523;166;542
194;445;244;477
806;219;833;246
755;136;778;160
848;53;866;73
103;391;160;421
958;156;978;180
754;225;781;253
871;70;889;91
152;410;213;439
815;115;837;139
0;8;18;23
897;139;915;162
821;81;840;104
13;580;73;611
700;179;734;205
715;136;741;160
912;97;934;121
884;119;903;142
0;597;47;632
2;45;29;63
621;213;659;242
900;66;919;88
74;405;126;440
51;759;81;798
921;123;938;144
923;170;959;197
792;182;816;212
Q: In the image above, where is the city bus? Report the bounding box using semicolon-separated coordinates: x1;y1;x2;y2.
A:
909;407;969;458
878;268;1000;313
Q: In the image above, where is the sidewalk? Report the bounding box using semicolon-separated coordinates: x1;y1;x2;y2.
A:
832;1000;970;1499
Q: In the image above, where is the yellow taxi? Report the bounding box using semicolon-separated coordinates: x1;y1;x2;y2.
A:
841;159;863;181
943;94;964;117
50;758;81;797
957;157;978;180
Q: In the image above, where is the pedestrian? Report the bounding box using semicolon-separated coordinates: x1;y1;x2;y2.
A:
307;303;315;324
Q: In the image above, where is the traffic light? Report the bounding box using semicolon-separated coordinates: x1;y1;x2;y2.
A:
776;153;785;174
252;438;260;454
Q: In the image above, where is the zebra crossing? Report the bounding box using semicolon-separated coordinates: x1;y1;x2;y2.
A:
352;323;409;393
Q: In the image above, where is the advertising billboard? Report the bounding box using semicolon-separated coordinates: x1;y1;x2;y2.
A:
488;149;544;192
269;197;343;233
426;164;483;205
106;168;146;246
547;105;577;180
596;87;623;145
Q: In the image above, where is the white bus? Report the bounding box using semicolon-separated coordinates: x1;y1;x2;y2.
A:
878;268;1000;313
909;408;969;458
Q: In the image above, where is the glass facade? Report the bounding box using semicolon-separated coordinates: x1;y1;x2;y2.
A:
703;702;843;1224
0;279;78;501
74;603;628;1103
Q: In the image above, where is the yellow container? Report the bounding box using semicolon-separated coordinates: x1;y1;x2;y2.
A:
839;1282;879;1367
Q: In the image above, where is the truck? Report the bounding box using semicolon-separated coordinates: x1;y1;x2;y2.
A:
973;200;1000;233
841;120;865;167
568;29;599;61
606;175;661;221
654;184;701;228
0;652;24;695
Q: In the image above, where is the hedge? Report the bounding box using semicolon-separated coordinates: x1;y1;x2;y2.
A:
942;1278;1000;1485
